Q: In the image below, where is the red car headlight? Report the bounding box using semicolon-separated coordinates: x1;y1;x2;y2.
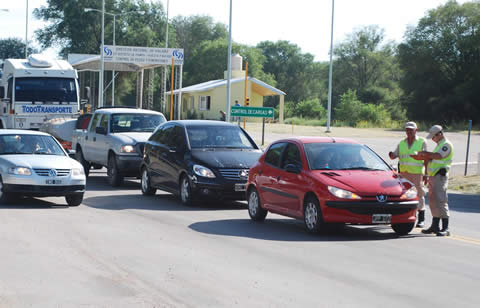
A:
328;186;361;200
400;186;418;200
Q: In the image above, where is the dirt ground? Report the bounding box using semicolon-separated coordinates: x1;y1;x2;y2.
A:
449;175;480;194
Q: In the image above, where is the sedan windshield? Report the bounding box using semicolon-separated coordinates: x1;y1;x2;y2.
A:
111;114;166;133
305;143;390;171
187;125;255;149
0;134;65;155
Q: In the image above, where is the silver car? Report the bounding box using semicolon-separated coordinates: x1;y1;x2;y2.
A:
0;130;86;206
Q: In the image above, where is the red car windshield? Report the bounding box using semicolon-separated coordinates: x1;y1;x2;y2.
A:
304;143;390;171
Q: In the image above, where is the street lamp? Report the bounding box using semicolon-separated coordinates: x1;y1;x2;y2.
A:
25;0;28;58
85;7;144;106
326;0;335;132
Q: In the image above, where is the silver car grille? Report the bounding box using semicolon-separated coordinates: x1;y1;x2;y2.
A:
33;169;71;177
218;169;249;180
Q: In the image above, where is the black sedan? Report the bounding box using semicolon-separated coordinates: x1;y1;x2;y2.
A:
140;120;263;205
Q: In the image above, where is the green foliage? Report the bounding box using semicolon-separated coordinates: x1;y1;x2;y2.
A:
186;109;199;120
276;98;327;120
0;38;38;60
333;25;404;120
397;0;480;124
334;90;363;126
284;117;326;126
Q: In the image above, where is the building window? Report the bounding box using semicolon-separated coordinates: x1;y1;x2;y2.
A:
199;96;211;110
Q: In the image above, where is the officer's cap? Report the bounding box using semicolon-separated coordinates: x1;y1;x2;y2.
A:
426;125;443;139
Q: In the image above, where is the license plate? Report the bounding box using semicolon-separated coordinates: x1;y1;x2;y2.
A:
372;214;391;224
45;179;62;185
234;183;246;192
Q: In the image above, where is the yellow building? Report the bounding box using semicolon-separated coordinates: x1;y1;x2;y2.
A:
166;54;286;123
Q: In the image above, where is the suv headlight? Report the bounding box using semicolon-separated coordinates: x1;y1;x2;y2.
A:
72;168;85;176
120;145;136;153
328;186;361;199
8;167;32;176
193;164;216;178
401;186;418;200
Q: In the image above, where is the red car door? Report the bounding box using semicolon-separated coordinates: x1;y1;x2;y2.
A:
256;142;287;209
275;142;305;215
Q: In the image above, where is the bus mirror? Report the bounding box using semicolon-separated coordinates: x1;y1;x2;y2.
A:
0;87;4;98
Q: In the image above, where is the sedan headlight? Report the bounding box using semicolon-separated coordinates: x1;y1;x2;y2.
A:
193;164;216;178
328;186;361;199
8;167;32;176
120;145;136;153
401;186;418;200
72;168;85;176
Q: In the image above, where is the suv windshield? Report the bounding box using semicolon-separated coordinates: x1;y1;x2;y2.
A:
0;134;65;155
111;114;166;133
187;125;255;149
305;143;389;171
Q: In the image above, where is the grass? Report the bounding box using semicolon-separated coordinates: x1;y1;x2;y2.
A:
449;175;480;194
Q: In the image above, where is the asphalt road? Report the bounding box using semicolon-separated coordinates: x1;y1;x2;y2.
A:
1;169;479;307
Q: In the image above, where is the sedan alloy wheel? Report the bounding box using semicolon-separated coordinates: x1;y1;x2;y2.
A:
248;187;267;221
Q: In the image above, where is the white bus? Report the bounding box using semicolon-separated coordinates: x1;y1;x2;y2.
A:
0;54;80;130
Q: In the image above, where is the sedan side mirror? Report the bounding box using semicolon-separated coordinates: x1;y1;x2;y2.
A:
285;163;301;174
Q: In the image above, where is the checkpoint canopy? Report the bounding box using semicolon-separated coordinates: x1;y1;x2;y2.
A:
68;45;184;109
69;45;184;71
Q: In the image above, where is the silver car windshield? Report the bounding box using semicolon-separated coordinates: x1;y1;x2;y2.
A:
0;134;65;155
187;126;255;149
304;143;390;171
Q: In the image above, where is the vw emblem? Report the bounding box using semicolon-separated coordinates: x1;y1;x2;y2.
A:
376;195;387;203
239;169;248;179
48;169;57;177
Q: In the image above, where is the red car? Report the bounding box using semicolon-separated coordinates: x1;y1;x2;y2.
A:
246;137;418;235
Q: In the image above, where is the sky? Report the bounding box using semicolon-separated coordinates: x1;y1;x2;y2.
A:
0;0;470;61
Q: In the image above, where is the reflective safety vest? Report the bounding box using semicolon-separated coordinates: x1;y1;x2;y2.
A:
398;138;425;174
427;139;454;176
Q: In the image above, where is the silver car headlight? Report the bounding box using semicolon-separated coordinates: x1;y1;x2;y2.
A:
72;168;85;176
328;186;361;199
120;145;136;153
8;167;32;176
401;186;418;200
193;164;216;178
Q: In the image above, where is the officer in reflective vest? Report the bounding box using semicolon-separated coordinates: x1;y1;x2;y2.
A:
389;121;427;227
416;125;453;236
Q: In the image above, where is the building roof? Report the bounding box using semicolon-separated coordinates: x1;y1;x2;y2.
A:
166;77;286;96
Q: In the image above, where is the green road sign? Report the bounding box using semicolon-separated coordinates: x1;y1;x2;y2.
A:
231;106;274;118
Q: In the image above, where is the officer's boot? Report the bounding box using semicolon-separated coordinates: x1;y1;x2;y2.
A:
437;218;450;236
416;210;425;228
421;217;440;234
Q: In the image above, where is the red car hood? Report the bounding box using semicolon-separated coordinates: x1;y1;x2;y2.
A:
312;170;407;196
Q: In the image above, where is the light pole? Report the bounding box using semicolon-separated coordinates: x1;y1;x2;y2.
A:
25;0;28;58
85;7;144;106
326;0;335;132
226;0;233;122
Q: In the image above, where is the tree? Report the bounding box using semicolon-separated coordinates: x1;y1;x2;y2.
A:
333;25;404;120
256;40;325;105
398;0;480;123
0;38;38;60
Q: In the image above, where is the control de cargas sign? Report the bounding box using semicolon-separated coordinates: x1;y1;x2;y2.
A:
231;106;274;118
103;45;184;65
21;105;74;114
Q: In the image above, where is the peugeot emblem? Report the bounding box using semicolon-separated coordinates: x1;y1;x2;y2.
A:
48;169;57;177
376;195;387;203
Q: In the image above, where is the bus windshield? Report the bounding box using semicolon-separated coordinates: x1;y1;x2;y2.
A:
14;77;78;102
